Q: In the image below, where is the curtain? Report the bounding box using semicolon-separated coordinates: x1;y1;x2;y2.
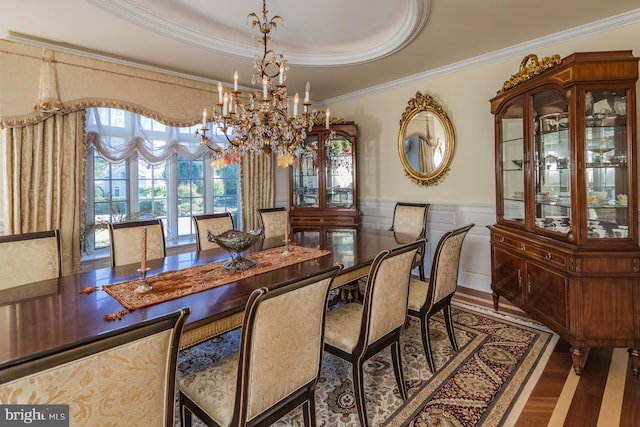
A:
85;108;220;165
240;152;274;231
3;111;86;275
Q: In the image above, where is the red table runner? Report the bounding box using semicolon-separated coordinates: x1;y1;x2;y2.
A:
103;245;330;310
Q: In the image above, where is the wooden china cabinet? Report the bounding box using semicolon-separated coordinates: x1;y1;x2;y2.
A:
289;119;360;231
488;51;640;377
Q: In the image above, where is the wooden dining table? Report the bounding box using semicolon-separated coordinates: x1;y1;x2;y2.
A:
0;228;408;367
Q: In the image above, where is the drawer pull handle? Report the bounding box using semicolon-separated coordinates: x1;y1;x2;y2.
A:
499;237;505;243
520;243;526;251
527;274;532;294
545;252;552;260
517;269;522;288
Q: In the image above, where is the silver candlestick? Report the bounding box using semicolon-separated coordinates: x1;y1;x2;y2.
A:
134;267;152;293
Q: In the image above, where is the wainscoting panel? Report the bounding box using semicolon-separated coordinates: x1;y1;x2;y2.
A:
358;199;495;294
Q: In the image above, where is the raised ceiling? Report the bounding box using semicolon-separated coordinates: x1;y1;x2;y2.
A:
1;0;639;101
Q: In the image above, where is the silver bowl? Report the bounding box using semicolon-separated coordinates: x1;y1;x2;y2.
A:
208;229;263;272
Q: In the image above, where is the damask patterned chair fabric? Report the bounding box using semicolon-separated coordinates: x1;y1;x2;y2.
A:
407;224;474;372
0;307;190;426
0;230;61;290
323;239;424;427
108;219;166;267
390;202;430;280
257;207;288;239
193;213;235;251
179;266;340;427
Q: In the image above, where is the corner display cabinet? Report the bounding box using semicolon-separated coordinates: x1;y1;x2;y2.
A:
289;119;360;230
489;51;640;378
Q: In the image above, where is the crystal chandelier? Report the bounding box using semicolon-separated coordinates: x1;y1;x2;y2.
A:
197;0;331;168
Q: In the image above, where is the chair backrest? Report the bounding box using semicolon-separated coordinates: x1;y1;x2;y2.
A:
0;307;190;427
109;219;166;267
193;213;235;251
257;207;288;239
391;202;430;242
0;230;61;290
233;265;340;424
426;224;474;309
361;239;424;346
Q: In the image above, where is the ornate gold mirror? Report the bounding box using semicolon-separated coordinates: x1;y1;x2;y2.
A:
398;92;455;186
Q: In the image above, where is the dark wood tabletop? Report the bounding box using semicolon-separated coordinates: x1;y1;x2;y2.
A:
0;228;404;367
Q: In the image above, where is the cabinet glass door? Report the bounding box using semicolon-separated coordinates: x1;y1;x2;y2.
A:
584;90;629;239
291;135;319;208
501;101;525;223
533;90;571;235
325;137;354;208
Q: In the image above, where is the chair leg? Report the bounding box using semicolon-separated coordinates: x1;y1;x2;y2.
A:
352;360;369;427
442;304;459;352
420;316;435;372
418;262;426;281
390;340;407;400
301;398;315;427
181;400;192;427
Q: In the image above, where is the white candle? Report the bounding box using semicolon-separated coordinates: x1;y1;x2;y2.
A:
279;64;284;85
140;227;147;271
202;108;207;127
223;93;228;116
263;77;268;98
325;109;330;129
293;93;299;116
304;81;310;103
284;211;289;242
233;71;238;91
218;82;223;103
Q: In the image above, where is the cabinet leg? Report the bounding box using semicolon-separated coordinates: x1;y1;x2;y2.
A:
492;292;500;311
628;348;639;380
570;347;584;376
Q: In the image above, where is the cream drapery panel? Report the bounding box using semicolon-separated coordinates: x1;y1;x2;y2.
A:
241;153;274;231
3;111;86;275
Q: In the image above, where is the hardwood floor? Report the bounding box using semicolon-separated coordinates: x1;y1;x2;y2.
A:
453;286;640;427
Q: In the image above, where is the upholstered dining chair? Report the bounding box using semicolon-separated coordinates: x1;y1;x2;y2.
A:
193;213;235;251
407;223;474;372
0;307;190;426
0;230;62;290
389;202;431;280
179;265;340;427
108;219;166;267
323;239;425;427
257;207;289;239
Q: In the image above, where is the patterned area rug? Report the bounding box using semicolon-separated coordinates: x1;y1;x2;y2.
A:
176;303;557;426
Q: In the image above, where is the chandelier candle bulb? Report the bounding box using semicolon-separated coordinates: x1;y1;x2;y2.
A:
217;82;223;103
223;93;228;117
263;77;268;99
293;93;299;116
202;109;207;127
233;71;238;91
326;109;330;129
304;81;310;103
279;64;284;85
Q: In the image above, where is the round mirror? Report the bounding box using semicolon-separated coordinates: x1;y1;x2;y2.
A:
398;92;455;186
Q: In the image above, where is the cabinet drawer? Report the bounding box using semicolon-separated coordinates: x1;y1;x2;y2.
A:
525;245;568;269
492;233;568;269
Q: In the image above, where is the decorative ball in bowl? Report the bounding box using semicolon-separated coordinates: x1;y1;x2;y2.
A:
208;229;264;272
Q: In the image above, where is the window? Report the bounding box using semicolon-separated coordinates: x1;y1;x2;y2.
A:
84;108;240;256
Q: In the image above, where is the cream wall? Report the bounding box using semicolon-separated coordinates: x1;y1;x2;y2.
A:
274;22;640;207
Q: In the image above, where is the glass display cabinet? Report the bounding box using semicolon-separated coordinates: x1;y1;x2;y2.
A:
289;121;359;230
489;51;640;378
